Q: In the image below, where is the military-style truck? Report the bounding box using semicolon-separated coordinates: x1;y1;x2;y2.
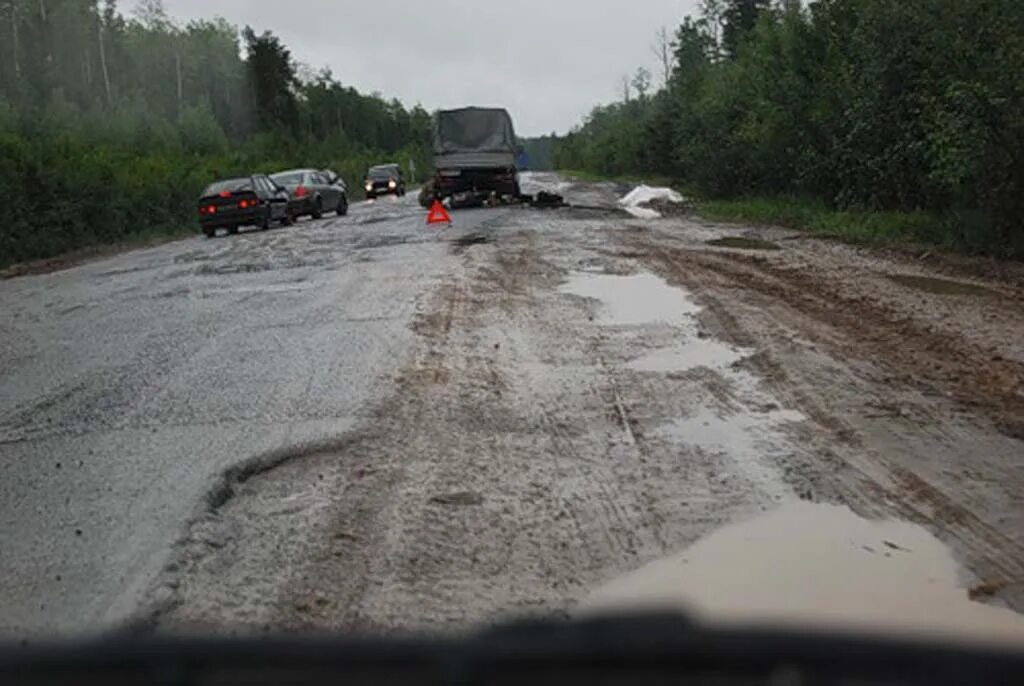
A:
428;107;521;205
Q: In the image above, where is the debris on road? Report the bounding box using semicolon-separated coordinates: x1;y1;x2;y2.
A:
619;185;685;219
527;191;568;209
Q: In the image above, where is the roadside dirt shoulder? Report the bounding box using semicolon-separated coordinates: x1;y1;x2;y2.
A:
620;222;1024;608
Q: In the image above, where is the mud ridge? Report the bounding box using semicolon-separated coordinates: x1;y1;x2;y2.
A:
635;242;1024;436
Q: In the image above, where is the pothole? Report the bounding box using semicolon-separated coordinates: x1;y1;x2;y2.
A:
707;237;782;251
889;274;998;297
450;233;492;254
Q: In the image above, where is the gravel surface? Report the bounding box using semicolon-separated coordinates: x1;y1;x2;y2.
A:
2;174;1023;639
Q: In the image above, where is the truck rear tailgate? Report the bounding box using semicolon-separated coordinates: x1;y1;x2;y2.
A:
435;152;516;171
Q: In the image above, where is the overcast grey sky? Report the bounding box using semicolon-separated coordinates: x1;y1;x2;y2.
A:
160;1;699;136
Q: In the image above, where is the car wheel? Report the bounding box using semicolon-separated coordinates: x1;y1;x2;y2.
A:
312;198;323;220
203;228;215;238
227;225;239;235
260;207;272;230
337;196;348;216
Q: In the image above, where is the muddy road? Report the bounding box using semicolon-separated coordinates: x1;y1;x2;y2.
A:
2;174;1023;637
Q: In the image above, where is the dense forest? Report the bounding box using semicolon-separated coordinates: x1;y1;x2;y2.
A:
556;0;1024;257
0;0;433;265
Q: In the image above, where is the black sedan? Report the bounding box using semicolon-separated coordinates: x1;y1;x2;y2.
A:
198;175;296;238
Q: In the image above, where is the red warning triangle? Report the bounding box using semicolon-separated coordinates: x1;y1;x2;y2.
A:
426;199;452;226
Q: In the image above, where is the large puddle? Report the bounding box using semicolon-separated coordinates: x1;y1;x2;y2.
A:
559;272;700;326
561;269;761;376
580;502;1024;645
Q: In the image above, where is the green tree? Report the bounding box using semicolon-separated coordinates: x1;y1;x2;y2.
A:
722;0;770;58
243;27;297;134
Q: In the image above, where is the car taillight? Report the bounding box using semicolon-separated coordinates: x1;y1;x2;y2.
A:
200;205;216;215
238;199;256;209
295;186;308;198
219;192;231;198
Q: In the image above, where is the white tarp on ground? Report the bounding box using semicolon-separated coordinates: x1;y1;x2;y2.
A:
619;185;684;219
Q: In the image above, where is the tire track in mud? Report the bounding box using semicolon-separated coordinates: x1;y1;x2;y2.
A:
620;237;1024;609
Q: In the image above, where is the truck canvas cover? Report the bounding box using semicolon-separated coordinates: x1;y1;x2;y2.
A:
434;107;517;170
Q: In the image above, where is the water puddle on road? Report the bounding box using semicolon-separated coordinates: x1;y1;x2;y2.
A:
559;272;700;326
561;270;748;373
628;339;745;373
580;501;1024;645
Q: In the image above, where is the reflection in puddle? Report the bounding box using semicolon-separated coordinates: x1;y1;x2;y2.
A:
559;272;700;326
580;502;1024;645
628;339;745;373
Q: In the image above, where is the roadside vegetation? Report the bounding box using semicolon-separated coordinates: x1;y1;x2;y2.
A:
555;0;1024;258
0;0;432;267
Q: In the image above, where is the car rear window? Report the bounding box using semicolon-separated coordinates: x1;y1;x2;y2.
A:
271;172;306;186
203;179;251;195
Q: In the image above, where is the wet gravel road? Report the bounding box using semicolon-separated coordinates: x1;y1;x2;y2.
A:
2;174;1023;638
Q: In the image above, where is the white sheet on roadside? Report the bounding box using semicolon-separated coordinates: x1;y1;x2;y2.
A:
619;185;684;219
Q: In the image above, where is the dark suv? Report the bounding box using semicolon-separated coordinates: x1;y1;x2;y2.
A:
363;164;406;199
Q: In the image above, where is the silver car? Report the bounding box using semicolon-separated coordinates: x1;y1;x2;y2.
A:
270;169;349;219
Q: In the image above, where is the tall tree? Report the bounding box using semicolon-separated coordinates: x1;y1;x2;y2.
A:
632;67;652;101
650;26;675;87
699;0;726;59
243;27;298;133
722;0;769;58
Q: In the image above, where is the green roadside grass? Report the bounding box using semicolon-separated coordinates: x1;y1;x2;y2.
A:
558;169;968;254
698;196;957;250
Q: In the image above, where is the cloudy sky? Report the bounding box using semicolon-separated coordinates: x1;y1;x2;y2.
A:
160;0;699;136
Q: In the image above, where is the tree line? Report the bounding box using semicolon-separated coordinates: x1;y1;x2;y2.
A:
0;0;433;265
555;0;1024;257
